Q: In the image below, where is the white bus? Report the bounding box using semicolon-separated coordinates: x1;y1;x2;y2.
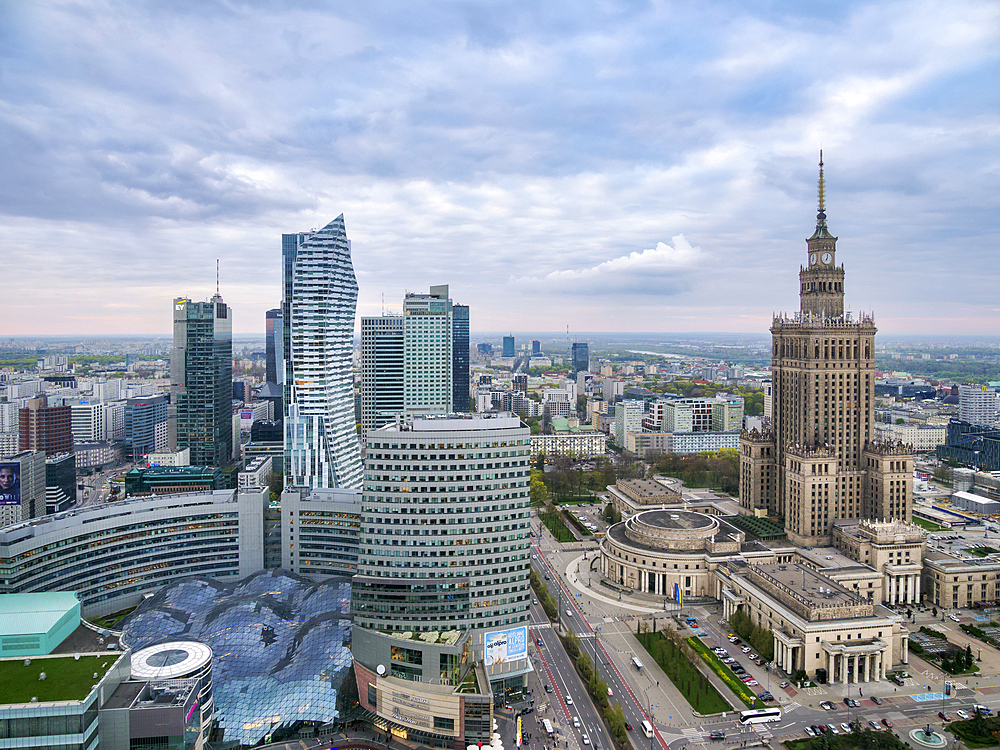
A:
739;708;782;725
543;719;554;736
632;657;643;670
641;720;654;739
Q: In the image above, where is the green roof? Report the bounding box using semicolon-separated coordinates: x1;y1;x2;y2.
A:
0;593;79;637
0;653;119;704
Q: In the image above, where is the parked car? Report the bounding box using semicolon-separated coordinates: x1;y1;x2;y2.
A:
817;725;828;734
805;727;817;738
746;680;759;686
840;724;851;733
820;701;835;711
779;681;790;688
949;614;960;622
938;712;951;721
955;710;969;720
844;698;860;708
741;646;752;653
891;675;905;686
868;721;880;730
871;696;882;705
882;719;893;728
830;726;840;735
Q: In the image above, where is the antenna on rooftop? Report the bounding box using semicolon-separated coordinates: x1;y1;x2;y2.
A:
216;259;220;296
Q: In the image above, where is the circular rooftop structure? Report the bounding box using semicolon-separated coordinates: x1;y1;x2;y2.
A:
624;509;720;550
132;640;212;681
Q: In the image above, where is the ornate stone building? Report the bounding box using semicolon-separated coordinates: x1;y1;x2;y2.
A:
739;156;915;545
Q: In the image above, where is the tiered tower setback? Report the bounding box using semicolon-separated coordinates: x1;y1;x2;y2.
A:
739;155;915;546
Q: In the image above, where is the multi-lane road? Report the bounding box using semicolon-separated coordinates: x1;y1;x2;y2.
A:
528;539;1000;750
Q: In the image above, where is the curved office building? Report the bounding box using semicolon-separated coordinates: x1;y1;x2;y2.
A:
0;490;266;617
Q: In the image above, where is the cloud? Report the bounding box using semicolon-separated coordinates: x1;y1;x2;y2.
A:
513;235;704;294
0;0;997;335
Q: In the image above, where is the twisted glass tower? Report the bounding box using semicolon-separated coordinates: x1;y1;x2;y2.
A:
282;215;363;490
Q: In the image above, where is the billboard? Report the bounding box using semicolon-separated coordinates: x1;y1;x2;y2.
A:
484;626;528;666
0;463;20;505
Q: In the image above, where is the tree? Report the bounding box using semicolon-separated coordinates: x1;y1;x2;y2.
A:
266;471;283;503
535;452;546;471
895;418;906;425
564;629;580;659
530;470;550;505
966;644;974;670
577;652;593;682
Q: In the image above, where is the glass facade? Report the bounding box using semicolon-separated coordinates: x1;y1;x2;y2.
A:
171;298;233;468
452;305;470;412
282;217;363;490
119;571;353;746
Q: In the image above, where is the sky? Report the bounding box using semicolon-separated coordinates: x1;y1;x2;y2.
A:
0;0;997;337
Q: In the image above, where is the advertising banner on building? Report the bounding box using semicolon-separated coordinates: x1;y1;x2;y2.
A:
484;626;527;666
0;463;20;505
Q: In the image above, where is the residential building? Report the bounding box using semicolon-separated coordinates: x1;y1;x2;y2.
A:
614;399;644;448
739;156;914;545
530;431;606;461
351;413;531;745
265;307;283;384
283;216;363;490
19;395;73;456
502;335;515;358
542;387;572;417
171;295;234;467
711;395;744;431
958;384;998;427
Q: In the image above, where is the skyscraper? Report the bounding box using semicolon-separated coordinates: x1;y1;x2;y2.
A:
739;155;914;545
531;340;540;355
403;285;454;418
502;335;515;358
282;216;363;490
452;303;470;411
265;308;283;384
351;413;532;744
171;295;233;467
359;314;404;436
571;342;589;373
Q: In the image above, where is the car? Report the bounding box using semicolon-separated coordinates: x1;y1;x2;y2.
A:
891;675;905;686
955;710;969;720
565;696;573;705
882;719;893;728
573;717;581;728
733;668;745;675
709;731;725;741
868;721;880;730
949;614;960;622
938;712;951;721
830;726;840;735
820;701;835;711
733;638;742;645
544;575;549;580
625;723;633;731
871;696;882;705
533;599;538;605
728;633;736;639
749;653;758;660
742;646;752;653
607;687;613;696
804;727;816;738
723;657;734;663
565;609;572;617
688;621;699;628
840;724;851;733
581;735;590;746
758;692;773;701
746;680;758;686
844;698;860;708
537;637;544;645
779;681;790;688
544;685;552;693
817;725;828;734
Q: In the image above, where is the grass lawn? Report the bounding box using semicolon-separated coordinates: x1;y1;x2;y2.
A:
784;730;910;750
948;715;1000;748
89;606;137;629
913;516;944;532
0;654;118;704
538;509;576;542
687;637;757;708
968;546;1000;558
637;631;731;715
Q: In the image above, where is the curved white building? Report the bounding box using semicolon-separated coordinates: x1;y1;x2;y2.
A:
283;216;364;490
0;490;266;617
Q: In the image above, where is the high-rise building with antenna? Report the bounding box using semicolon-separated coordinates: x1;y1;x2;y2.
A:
739;154;914;545
282;215;363;490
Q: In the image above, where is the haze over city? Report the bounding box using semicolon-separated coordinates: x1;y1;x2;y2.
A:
0;1;997;336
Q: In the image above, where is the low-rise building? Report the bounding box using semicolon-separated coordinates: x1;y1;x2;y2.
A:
832;519;926;605
530;431;606;461
124;465;223;495
922;549;1000;609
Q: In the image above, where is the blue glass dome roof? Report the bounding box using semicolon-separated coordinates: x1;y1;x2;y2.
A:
119;570;353;745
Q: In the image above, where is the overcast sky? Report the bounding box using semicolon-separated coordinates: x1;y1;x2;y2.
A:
1;0;997;337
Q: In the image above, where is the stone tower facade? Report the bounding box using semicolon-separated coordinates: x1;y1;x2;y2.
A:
739;155;914;546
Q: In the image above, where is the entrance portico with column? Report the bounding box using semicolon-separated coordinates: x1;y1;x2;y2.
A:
774;630;804;676
884;562;923;605
822;640;888;684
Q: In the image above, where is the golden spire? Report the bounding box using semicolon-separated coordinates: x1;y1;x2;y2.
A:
818;150;825;214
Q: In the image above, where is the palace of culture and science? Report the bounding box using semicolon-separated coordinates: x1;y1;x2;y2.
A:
739;155;916;547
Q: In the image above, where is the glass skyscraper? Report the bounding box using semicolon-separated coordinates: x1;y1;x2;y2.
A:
452;304;470;411
171;296;233;467
282;216;363;490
